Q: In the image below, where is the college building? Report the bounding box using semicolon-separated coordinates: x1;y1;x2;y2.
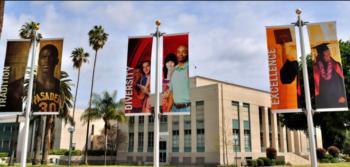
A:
0;76;322;165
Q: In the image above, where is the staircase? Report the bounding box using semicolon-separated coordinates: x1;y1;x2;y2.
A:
283;152;310;165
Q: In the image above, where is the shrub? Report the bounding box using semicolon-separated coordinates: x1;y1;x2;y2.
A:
276;159;285;165
50;148;68;155
258;157;271;166
266;147;277;159
64;150;82;156
86;150;116;156
247;159;257;167
330;158;338;163
257;158;264;166
327;146;340;158
0;152;8;157
316;148;326;159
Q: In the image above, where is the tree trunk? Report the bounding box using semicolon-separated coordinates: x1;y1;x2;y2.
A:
32;116;43;165
41;115;54;165
104;122;107;165
83;50;98;165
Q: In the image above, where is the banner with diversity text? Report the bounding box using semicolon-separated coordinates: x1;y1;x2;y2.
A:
161;33;190;115
32;39;63;115
124;36;153;116
266;25;301;113
307;21;348;112
0;40;31;115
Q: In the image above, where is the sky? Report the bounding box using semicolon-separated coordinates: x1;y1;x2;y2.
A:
2;1;350;110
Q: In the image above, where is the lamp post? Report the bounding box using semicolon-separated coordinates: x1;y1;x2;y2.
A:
68;126;75;167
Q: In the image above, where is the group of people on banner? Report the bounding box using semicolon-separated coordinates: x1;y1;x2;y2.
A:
0;39;63;115
266;21;348;113
124;34;190;116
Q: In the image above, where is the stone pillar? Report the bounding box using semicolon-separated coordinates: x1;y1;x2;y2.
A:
287;129;295;153
262;107;270;151
271;112;278;152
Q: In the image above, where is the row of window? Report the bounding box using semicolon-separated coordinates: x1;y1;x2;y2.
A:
129;101;205;153
231;101;252;152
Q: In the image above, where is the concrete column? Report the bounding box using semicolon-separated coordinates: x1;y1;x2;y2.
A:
179;115;184;153
144;117;148;152
262;107;269;151
287;129;295;153
134;117;139;153
271;112;279;151
279;126;287;153
294;131;301;154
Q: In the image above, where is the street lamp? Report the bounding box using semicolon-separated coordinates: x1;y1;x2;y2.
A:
233;135;238;167
68;126;75;167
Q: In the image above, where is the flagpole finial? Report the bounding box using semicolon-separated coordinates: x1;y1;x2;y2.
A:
155;19;161;26
296;9;302;15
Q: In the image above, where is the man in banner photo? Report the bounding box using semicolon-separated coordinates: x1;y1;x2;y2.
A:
32;39;63;113
266;25;300;112
0;41;31;113
162;34;190;114
307;22;347;111
124;36;153;115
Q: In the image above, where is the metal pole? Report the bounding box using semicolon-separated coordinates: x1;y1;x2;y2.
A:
153;19;162;167
20;24;39;167
295;9;318;167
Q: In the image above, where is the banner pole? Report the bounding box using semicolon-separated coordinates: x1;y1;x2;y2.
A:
20;24;39;167
295;9;318;167
153;20;161;167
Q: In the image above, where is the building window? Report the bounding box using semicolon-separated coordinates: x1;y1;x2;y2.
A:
148;132;154;152
172;130;179;152
138;132;144;152
232;119;240;152
244;120;251;152
139;116;144;131
197;129;205;152
128;133;134;152
259;107;265;152
173;116;179;130
149;115;154;124
160;115;168;132
196;101;204;120
184;129;191;152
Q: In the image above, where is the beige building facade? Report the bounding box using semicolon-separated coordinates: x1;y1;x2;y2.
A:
118;76;323;165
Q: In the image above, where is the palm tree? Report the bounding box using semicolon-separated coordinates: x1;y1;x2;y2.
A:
83;25;108;164
71;48;89;123
81;91;126;165
41;71;74;164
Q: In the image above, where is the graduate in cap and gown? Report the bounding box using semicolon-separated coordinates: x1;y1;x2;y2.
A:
312;43;347;109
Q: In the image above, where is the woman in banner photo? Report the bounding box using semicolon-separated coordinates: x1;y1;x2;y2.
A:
138;60;151;113
131;67;143;113
32;44;61;112
313;43;347;109
162;53;178;112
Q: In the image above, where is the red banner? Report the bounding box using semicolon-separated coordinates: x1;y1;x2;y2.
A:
125;36;153;116
161;33;190;115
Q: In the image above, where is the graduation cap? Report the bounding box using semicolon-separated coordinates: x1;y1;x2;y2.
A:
313;43;330;53
274;29;292;44
280;60;298;84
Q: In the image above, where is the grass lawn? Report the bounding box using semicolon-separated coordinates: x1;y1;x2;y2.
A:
291;162;350;167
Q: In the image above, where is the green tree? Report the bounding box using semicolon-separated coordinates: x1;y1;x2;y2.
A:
83;25;108;164
81;91;126;165
280;40;350;150
71;47;90;123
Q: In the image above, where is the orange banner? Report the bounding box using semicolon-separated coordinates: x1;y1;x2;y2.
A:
307;22;348;112
266;25;301;113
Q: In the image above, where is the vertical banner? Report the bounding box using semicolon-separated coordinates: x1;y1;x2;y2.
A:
307;22;348;112
266;25;301;113
124;36;153;116
162;33;190;115
0;40;31;115
32;39;63;115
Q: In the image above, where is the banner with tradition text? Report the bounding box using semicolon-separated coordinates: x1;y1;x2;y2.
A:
266;25;301;113
124;36;153;116
307;21;348;112
161;33;190;115
32;39;63;115
0;40;31;115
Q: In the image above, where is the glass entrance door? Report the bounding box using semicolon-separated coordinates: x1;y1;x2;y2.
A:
159;141;167;163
